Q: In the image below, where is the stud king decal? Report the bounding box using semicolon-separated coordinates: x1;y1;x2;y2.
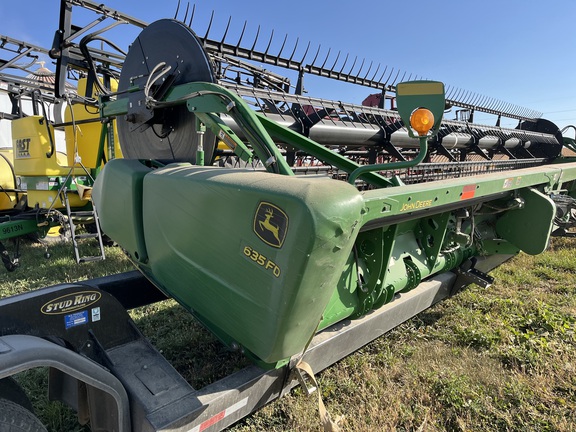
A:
41;291;102;315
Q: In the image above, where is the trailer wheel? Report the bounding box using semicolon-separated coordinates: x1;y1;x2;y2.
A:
0;398;47;432
0;377;33;412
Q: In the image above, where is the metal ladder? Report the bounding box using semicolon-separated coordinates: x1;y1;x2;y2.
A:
62;187;106;263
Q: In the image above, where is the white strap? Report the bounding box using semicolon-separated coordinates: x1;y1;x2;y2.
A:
295;360;345;431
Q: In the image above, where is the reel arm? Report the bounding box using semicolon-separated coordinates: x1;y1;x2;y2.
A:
102;81;294;174
102;79;403;188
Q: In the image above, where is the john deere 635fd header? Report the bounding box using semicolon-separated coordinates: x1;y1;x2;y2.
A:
0;1;575;430
90;17;575;368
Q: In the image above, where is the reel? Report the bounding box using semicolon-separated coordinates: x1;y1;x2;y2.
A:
117;19;217;163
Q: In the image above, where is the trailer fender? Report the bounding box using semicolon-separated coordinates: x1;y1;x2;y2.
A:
0;334;130;432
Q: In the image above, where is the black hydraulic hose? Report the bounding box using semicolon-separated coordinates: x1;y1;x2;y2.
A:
42;116;55;159
0;185;17;201
8;207;52;221
79;33;125;96
0;152;20;203
31;90;57;159
561;125;576;139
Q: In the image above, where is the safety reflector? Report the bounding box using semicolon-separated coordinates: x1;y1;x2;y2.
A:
188;397;248;432
460;184;476;200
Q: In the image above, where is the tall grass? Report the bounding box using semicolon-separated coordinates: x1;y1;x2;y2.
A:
1;237;575;431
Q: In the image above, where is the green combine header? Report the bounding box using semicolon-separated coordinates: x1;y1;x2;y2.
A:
90;19;575;368
0;1;575;431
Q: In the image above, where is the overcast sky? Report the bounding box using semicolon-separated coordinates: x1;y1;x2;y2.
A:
2;0;575;131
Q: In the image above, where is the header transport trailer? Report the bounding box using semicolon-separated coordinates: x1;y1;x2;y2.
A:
1;0;576;431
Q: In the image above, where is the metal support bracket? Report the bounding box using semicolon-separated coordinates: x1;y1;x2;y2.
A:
292;366;317;396
451;258;495;294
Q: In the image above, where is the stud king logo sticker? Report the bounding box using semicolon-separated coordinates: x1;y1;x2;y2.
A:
41;291;101;315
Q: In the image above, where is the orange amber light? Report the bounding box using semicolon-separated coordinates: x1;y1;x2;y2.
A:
410;108;435;136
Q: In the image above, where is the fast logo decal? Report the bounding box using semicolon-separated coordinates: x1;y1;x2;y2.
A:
15;138;31;158
253;202;288;248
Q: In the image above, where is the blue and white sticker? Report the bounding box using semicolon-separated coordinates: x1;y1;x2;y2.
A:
91;307;101;322
65;310;89;329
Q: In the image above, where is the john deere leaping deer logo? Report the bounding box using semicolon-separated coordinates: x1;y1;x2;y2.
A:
253;202;288;248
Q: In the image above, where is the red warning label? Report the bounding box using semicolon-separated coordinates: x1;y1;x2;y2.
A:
460;184;476;200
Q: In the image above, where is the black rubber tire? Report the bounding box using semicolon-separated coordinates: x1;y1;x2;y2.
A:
0;378;33;412
0;398;47;432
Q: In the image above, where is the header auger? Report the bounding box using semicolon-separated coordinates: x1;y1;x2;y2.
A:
0;0;576;430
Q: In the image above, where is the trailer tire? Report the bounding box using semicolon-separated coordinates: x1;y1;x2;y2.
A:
0;398;47;432
0;378;33;412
